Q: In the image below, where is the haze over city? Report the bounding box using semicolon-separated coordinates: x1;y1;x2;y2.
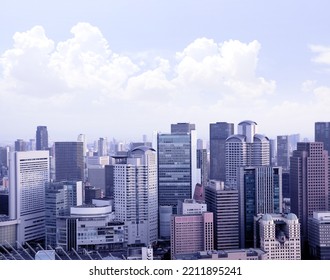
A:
1;0;330;144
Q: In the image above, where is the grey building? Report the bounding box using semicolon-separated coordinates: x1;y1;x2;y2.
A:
55;142;84;181
315;122;330;153
36;126;48;151
157;123;197;215
277;135;290;171
238;166;282;248
308;211;330;259
205;180;239;250
45;181;83;247
209;122;234;181
290;142;329;255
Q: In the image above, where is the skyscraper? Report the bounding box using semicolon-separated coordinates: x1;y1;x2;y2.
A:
98;137;108;156
45;181;83;247
277;135;290;171
315;122;330;153
205;180;239;250
113;146;158;246
55;142;84;181
225;121;270;188
14;139;27;152
238;166;282;248
157;123;198;215
209;122;234;181
36;126;48;151
290;142;329;253
9;151;50;244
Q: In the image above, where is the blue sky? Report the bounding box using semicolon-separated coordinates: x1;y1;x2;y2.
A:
1;0;330;144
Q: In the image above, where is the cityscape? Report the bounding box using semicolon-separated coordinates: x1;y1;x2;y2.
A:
0;121;330;260
1;1;330;262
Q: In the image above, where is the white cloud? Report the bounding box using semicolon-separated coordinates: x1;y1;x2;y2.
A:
0;22;295;142
310;44;330;65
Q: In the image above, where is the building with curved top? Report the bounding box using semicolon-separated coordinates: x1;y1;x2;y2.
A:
225;121;270;188
255;213;301;260
113;146;158;246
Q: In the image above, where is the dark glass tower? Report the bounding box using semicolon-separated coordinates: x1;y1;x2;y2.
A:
209;122;234;181
238;166;282;248
36;126;48;150
55;142;84;181
315;122;330;153
157;123;197;215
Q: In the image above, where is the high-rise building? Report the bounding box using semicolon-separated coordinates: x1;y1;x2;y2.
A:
157;123;198;215
315;122;330;153
308;211;330;259
14;139;27;152
113;146;158;246
256;213;301;260
54;142;84;181
225;121;270;188
209;122;234;181
77;134;87;156
36;126;48;151
205;180;239;250
277;135;290;171
171;211;213;260
290;142;329;253
197;148;208;187
45;181;83;247
238;166;282;248
9;151;50;244
98;137;108;156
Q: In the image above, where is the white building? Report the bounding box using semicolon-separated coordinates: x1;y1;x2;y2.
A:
225;121;270;188
114;146;158;246
9;151;50;244
257;213;301;260
177;199;207;215
57;199;126;251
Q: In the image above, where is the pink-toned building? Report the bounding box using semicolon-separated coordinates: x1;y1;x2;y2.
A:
170;212;213;260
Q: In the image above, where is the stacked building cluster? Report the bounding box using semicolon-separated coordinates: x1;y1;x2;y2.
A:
0;121;330;260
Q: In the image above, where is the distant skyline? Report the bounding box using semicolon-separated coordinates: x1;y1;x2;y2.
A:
1;1;330;144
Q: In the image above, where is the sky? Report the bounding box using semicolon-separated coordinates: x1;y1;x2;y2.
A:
1;0;330;144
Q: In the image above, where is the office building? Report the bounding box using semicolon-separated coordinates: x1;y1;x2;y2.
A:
209;122;234;181
277;135;290;171
290;142;329;251
225;121;270;188
315;122;330;153
84;185;102;204
9;151;50;244
256;213;301;260
14;139;27;152
170;211;213;260
98;137;108;156
308;211;330;259
55;142;84;181
238;166;282;248
205;180;239;250
197;148;208;187
57;199;126;251
45;181;83;247
36;126;48;151
157;123;198;215
177;199;207;215
113;146;158;246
